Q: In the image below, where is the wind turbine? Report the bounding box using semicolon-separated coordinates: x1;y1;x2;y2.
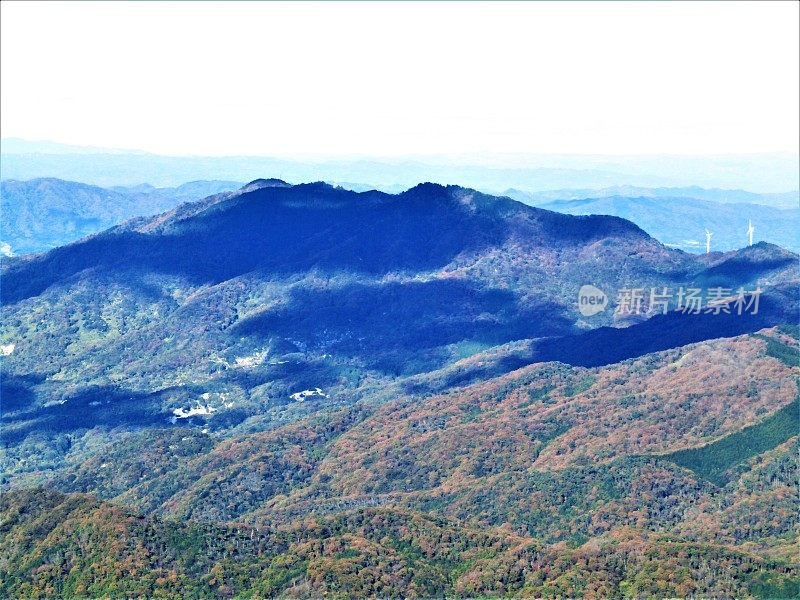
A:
747;220;754;246
705;229;713;254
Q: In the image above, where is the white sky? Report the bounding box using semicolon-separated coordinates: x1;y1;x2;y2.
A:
1;1;798;158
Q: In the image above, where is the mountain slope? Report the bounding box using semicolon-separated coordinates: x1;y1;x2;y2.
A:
2;488;797;599
2;330;798;598
22;329;799;547
0;178;242;255
2;181;797;480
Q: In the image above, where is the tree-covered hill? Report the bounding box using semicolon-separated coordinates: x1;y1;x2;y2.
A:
3;329;800;598
0;178;242;255
2;182;796;468
2;488;797;599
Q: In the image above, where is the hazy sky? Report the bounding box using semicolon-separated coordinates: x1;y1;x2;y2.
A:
2;1;798;158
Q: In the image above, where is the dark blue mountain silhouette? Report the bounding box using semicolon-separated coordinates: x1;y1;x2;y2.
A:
1;182;652;304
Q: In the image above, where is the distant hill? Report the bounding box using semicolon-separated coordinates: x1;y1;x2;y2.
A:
2;139;798;191
0;178;242;255
535;195;800;253
504;185;800;209
111;180;244;201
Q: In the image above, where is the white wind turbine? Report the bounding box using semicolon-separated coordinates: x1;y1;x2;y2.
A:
705;229;713;254
747;220;754;246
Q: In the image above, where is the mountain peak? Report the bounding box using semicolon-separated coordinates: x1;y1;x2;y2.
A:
405;181;448;192
400;182;453;199
239;178;291;192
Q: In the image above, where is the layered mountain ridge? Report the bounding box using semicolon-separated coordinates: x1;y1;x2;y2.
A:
0;177;243;255
1;179;798;598
1;180;796;450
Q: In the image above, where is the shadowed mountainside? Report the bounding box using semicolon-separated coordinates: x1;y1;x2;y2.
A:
1;181;797;459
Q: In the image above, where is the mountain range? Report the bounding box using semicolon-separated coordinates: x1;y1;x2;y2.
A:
1;179;798;597
0;178;242;255
3;176;798;259
504;185;800;209
3;138;798;192
536;195;800;253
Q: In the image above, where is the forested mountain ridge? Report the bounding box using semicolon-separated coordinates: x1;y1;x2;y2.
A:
1;182;797;475
1;181;798;598
2;329;797;596
23;328;793;541
2;480;797;598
